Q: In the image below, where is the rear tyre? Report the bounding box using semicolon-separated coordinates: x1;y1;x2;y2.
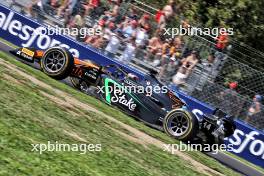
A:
69;76;81;89
163;109;199;141
41;47;74;80
69;77;92;93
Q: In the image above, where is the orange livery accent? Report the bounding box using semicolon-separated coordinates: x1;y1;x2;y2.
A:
168;91;184;109
74;58;100;69
35;50;44;58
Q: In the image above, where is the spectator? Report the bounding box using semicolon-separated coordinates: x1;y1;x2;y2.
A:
174;36;183;50
218;82;241;116
96;15;109;29
85;18;106;48
104;2;120;21
26;0;45;18
160;39;176;66
56;0;78;23
108;4;120;17
135;24;150;47
172;36;183;61
161;39;175;58
68;10;85;28
56;0;69;18
66;10;86;40
125;8;139;22
163;0;176;18
122;20;138;38
245;95;262;122
94;37;105;49
155;0;176;28
159;39;180;82
155;9;165;28
171;50;199;86
180;50;199;76
49;0;60;8
103;22;116;41
202;53;216;74
146;31;163;63
138;14;151;30
181;18;190;29
172;66;188;86
120;37;136;64
43;0;61;15
104;30;122;58
85;34;104;49
82;0;100;16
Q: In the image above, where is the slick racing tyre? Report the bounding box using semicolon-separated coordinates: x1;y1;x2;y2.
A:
69;76;81;89
41;47;74;80
69;77;91;93
163;109;198;141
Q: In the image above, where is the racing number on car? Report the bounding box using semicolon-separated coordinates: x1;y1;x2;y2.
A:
203;121;212;131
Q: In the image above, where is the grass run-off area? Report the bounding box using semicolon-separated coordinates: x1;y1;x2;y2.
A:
0;51;243;176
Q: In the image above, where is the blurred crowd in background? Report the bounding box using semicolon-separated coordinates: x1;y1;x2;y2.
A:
24;0;229;85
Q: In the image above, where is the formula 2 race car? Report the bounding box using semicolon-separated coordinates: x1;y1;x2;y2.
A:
10;47;236;145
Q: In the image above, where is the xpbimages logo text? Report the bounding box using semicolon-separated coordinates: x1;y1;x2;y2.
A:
0;10;80;57
163;25;234;38
97;81;168;97
31;141;102;154
163;141;234;155
36;25;103;39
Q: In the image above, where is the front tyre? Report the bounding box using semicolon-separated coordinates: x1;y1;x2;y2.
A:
41;47;74;80
163;109;198;141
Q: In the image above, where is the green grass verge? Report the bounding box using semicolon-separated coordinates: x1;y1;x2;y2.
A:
0;53;203;176
0;49;243;175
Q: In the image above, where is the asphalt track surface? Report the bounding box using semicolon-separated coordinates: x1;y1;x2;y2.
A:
0;41;263;176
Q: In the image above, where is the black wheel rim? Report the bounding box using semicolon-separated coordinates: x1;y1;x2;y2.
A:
43;50;66;73
167;112;189;137
80;81;89;93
